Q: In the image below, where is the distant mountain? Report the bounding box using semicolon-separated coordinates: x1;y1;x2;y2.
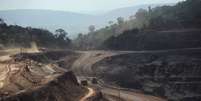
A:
0;9;95;38
0;3;174;38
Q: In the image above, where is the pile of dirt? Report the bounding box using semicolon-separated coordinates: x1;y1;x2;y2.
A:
0;51;86;101
2;71;86;101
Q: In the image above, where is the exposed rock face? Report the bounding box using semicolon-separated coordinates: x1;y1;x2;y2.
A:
93;49;201;101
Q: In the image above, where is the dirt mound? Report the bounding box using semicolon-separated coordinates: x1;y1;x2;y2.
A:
0;51;86;101
0;57;63;96
2;71;86;101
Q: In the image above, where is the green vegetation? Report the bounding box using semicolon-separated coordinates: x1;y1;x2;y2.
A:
103;29;201;50
0;19;71;49
147;0;201;30
1;0;200;50
74;0;201;50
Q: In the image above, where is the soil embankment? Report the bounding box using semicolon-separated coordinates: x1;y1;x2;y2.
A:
0;50;86;101
3;71;86;101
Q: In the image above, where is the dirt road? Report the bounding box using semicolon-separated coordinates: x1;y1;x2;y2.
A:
72;50;169;101
73;48;201;101
101;87;165;101
80;87;95;101
72;48;201;75
72;51;118;75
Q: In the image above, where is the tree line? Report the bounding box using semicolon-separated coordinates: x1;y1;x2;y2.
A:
0;19;71;49
74;0;201;50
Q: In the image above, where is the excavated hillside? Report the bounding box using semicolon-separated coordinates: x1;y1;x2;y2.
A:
92;49;201;101
0;50;86;101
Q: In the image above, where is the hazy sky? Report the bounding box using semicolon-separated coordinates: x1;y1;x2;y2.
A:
0;0;184;13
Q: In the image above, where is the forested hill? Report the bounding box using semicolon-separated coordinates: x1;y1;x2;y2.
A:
0;20;71;49
74;0;201;50
103;29;201;50
102;0;201;50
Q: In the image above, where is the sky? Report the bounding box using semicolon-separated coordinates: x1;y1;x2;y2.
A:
0;0;184;13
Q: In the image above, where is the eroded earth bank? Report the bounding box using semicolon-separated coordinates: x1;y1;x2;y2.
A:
0;50;86;101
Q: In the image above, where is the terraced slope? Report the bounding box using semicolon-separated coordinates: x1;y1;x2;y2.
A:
93;49;201;101
71;50;167;101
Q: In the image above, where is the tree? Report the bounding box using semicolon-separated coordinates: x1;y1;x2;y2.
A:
0;18;7;27
55;28;68;40
129;15;135;20
117;17;124;25
55;28;71;48
0;18;5;24
88;25;96;32
148;6;152;13
78;33;83;38
74;33;85;49
108;21;114;25
135;9;149;28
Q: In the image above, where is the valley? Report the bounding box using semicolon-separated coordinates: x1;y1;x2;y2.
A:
0;0;200;101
